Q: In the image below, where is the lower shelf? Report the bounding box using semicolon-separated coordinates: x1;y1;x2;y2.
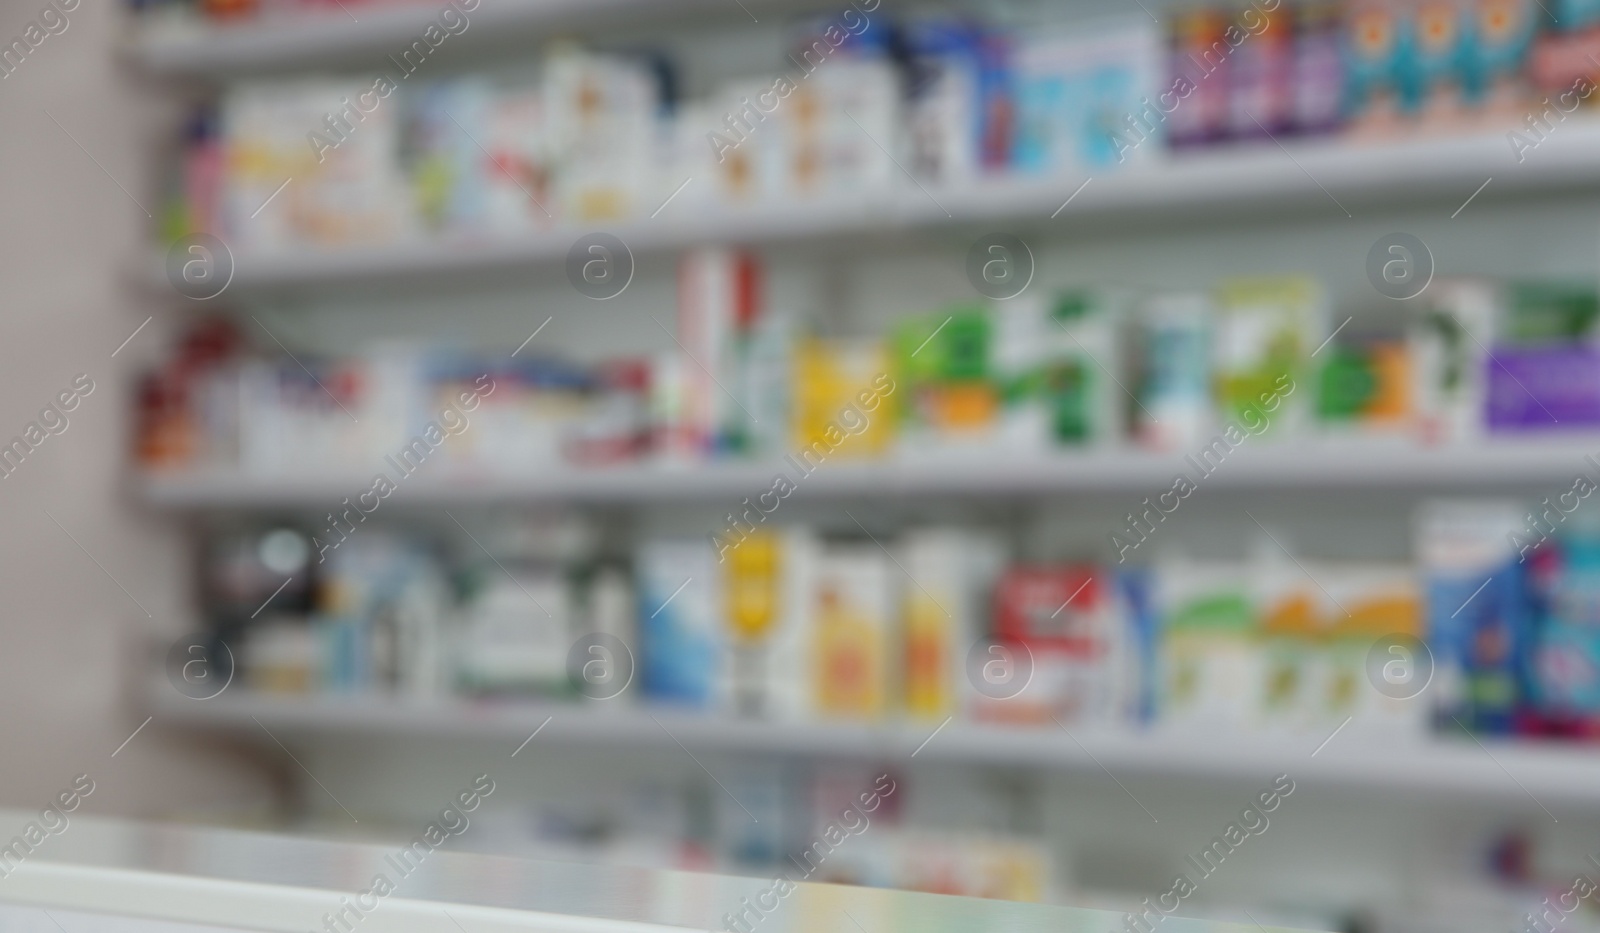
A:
149;689;1600;807
136;436;1600;507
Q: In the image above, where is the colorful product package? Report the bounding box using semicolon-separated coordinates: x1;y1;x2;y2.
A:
694;88;768;204
1012;25;1160;173
733;308;795;458
1497;280;1600;343
895;308;996;446
900;529;1007;720
994;565;1105;651
1244;551;1326;737
1556;0;1600;27
1520;523;1600;736
1260;598;1324;736
1257;571;1323;735
1293;3;1348;134
1466;0;1539;112
983;563;1127;724
649;351;696;461
1115;568;1160;725
1316;336;1412;429
173;105;225;243
239;356;377;474
453;356;591;469
723;529;782;716
1485;282;1600;431
1156;560;1261;732
224;79;413;249
1528;0;1600;97
1343;0;1413;133
811;542;895;718
543;44;659;221
679;248;764;456
722;527;817;719
1137;293;1213;451
1406;0;1473;123
994;290;1124;448
455;560;575;695
1416;500;1526;734
1411;278;1495;444
1226;0;1296;137
782;56;901;197
902;18;1015;178
791;338;896;460
1212;276;1322;437
1485;344;1600;429
638;538;728;708
405;79;494;233
1319;564;1428;738
779;8;901;197
1011;38;1076;174
480;82;556;234
1166;8;1233;148
567;358;653;465
972;26;1018;172
904;18;987;185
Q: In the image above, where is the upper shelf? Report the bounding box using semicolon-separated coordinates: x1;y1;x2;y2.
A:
127;0;750;76
147;123;1600;293
150;688;1600;807
137;436;1600;508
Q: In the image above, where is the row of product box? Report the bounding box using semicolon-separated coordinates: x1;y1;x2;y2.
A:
195;497;1600;738
437;763;1050;903
1165;0;1600;147
158;0;1600;251
132;263;1600;475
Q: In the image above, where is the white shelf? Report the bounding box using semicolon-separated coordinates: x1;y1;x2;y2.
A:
149;124;1600;291
127;0;735;75
137;437;1599;508
150;689;1600;806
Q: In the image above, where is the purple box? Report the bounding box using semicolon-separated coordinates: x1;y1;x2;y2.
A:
1486;345;1600;430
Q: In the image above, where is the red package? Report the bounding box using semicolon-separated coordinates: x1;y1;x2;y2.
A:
993;565;1102;652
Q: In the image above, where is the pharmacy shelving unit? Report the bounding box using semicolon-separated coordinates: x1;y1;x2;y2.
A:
127;2;1600;926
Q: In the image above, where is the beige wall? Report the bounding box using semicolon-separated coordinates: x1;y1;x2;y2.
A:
0;1;275;821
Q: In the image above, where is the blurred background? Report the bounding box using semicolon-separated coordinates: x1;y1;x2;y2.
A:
4;0;1600;930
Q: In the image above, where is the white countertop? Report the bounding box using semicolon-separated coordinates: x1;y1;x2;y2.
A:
0;811;1315;933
